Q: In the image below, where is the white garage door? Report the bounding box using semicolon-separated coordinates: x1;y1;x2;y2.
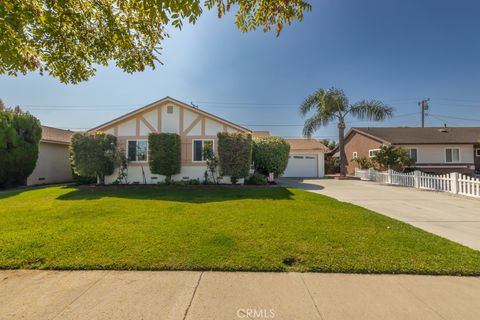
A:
283;154;318;178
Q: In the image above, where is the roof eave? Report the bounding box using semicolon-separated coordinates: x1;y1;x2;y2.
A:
88;96;250;133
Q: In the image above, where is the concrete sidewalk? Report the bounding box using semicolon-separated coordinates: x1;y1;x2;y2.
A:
281;178;480;251
1;270;480;320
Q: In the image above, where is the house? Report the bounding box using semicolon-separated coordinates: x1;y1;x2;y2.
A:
252;131;328;178
88;97;250;184
27;126;74;186
344;127;480;175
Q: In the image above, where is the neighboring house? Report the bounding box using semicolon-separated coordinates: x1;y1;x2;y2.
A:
344;127;480;175
88;97;250;184
27;126;74;186
252;131;328;178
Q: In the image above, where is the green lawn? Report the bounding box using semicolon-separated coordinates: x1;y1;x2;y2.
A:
1;185;479;275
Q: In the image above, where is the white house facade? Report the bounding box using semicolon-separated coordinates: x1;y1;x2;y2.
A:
88;97;250;184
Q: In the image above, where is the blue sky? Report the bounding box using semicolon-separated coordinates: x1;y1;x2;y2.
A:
1;0;480;140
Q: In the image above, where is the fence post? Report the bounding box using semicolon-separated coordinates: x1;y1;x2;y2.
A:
414;171;420;188
451;172;459;194
388;169;393;184
355;167;358;178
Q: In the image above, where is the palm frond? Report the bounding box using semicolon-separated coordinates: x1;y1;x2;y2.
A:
302;113;333;138
349;100;394;121
299;88;325;116
324;87;349;114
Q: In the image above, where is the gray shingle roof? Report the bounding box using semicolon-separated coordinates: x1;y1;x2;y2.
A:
353;127;480;144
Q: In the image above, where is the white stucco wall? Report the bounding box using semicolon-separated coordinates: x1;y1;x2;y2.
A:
143;109;158;130
205;118;223;136
398;144;474;164
162;105;180;133
104;165;240;184
117;118;136;136
27;142;73;186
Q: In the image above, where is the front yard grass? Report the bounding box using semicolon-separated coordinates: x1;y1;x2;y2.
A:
1;185;479;275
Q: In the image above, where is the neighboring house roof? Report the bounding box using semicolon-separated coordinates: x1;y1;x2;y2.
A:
88;96;250;133
349;127;480;145
286;138;329;152
252;131;271;137
41;126;73;145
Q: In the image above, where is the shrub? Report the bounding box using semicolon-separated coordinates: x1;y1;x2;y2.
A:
203;145;219;184
325;155;340;174
252;136;290;178
373;145;415;171
217;132;252;184
70;132;117;184
244;172;268;185
148;133;181;181
353;156;373;169
0;106;42;187
114;151;128;184
72;173;97;185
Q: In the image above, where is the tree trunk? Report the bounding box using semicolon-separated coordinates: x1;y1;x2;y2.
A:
338;121;346;177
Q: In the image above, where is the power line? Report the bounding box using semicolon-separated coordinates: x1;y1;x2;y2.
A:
431;97;480;103
427;102;480;108
428;114;480;122
427;114;460;127
20;98;423;110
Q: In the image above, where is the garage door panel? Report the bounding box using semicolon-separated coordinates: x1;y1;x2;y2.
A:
283;154;318;178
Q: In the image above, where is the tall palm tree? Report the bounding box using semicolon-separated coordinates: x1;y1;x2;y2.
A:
300;88;393;176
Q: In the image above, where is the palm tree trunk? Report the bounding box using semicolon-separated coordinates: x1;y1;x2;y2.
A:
338;121;346;177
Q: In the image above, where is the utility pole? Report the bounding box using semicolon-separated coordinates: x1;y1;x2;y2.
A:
418;98;430;128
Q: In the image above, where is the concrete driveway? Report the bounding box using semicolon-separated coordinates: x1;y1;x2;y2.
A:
2;270;480;320
281;178;480;251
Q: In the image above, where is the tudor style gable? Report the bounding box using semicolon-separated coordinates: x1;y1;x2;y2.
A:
88;97;250;167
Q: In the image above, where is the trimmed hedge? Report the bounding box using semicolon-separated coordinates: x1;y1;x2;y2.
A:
217;132;252;184
70;132;117;184
253;136;290;178
149;133;181;180
0;109;42;187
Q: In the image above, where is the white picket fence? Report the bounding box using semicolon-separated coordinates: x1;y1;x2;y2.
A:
355;168;480;198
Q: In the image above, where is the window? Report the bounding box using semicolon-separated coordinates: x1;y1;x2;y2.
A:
445;148;460;163
127;140;148;162
193;139;214;162
352;152;358;159
476;149;480;157
167;105;174;114
368;149;380;157
406;148;418;162
293;155;304;159
305;156;316;160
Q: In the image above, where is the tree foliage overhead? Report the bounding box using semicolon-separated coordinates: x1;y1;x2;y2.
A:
0;102;42;187
0;0;311;83
148;132;181;180
69;131;118;184
252;136;290;178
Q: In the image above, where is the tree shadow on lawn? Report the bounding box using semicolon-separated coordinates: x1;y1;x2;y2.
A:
277;178;325;191
56;185;295;203
0;189;25;200
0;184;65;199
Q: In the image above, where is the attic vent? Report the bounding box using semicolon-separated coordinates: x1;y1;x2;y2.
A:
167;106;174;114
